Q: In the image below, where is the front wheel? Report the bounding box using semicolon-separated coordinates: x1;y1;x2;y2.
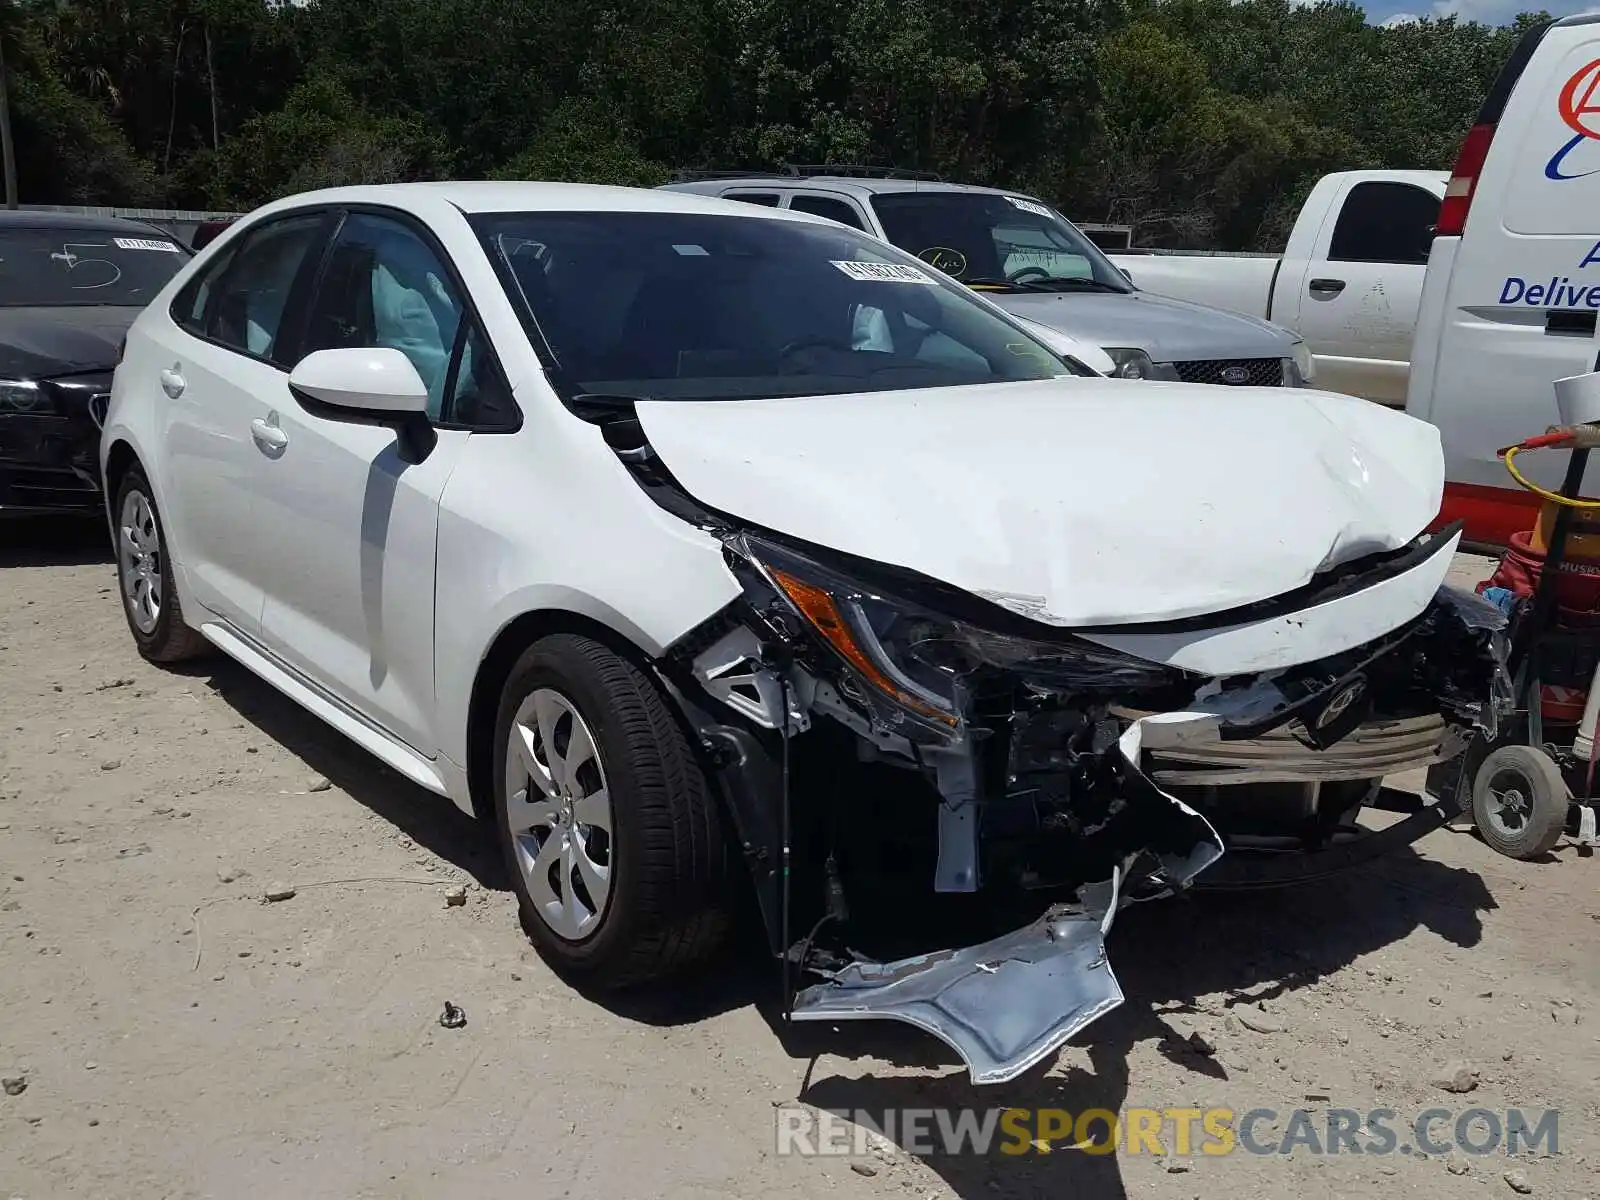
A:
113;467;209;664
493;633;729;989
1471;744;1568;860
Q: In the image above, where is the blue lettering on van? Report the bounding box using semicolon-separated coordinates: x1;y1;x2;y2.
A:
1581;240;1600;269
1498;277;1600;307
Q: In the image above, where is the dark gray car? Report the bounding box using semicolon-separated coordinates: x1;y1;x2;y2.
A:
662;173;1315;387
0;212;190;514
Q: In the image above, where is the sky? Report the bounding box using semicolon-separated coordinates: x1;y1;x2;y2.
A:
1363;0;1595;28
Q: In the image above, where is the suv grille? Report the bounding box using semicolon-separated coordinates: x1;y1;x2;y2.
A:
1175;358;1282;387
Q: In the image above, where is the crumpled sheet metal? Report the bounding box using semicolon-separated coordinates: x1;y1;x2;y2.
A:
790;712;1224;1084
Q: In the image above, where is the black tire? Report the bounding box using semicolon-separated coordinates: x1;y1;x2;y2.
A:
112;466;210;665
493;633;729;989
1470;744;1568;860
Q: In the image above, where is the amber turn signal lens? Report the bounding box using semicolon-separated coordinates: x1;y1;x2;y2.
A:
769;568;956;726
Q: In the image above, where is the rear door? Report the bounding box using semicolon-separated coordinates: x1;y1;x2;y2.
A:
1292;178;1440;405
155;210;332;635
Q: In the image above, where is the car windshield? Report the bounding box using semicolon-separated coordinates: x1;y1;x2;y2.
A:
869;192;1132;294
0;227;188;307
471;210;1076;402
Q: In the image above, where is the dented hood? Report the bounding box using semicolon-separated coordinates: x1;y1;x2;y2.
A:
635;378;1444;626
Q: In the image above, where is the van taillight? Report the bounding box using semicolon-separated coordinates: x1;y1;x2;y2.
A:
1436;122;1496;237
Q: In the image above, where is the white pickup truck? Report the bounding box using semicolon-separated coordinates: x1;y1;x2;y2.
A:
1109;170;1447;406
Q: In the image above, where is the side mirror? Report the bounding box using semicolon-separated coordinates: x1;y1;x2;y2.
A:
288;347;437;463
1117;267;1134;284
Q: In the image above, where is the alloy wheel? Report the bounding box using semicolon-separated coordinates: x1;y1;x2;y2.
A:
503;688;615;940
118;489;163;635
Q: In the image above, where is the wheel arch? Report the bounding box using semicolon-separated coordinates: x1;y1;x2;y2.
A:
102;438;141;524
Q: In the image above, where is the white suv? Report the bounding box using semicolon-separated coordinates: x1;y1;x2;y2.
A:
103;182;1500;1085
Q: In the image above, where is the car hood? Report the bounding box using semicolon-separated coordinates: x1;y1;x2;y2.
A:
992;290;1291;363
635;378;1445;626
0;306;143;378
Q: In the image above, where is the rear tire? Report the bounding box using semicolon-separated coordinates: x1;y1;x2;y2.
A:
1471;744;1567;860
493;633;729;989
113;467;209;665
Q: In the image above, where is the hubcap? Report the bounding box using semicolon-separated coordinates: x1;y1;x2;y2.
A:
1485;771;1531;836
118;490;162;635
504;688;614;940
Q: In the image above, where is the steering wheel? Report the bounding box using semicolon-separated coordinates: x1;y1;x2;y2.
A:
1008;266;1052;283
776;335;853;372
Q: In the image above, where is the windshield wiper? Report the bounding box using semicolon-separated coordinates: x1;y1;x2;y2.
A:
959;276;1058;293
1030;278;1129;293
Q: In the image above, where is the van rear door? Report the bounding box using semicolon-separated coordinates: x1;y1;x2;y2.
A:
1409;15;1600;544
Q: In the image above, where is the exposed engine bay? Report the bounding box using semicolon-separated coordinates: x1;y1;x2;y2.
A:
580;390;1512;1085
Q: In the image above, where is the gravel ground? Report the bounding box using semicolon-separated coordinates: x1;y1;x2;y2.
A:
2;522;1597;1200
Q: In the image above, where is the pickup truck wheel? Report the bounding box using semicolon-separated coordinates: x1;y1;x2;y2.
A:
1470;744;1568;860
493;633;729;989
113;467;210;664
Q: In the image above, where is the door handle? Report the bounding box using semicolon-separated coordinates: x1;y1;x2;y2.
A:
250;417;289;454
159;366;186;398
1308;278;1346;297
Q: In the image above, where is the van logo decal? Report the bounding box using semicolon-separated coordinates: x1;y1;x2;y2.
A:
1546;58;1600;181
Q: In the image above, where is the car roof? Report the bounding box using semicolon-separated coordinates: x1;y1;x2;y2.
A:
664;176;1038;201
248;181;857;220
0;210;181;236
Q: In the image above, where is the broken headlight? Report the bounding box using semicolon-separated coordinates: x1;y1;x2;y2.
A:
729;534;965;735
727;534;1190;738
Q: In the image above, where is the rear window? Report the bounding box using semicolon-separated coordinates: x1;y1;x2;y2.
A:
472;210;1073;403
0;227;188;307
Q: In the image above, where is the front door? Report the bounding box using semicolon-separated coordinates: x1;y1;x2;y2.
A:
1294;179;1438;405
256;210;475;753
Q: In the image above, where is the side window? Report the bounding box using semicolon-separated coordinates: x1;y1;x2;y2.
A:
724;191;780;207
171;246;235;336
442;319;518;429
301;213;464;420
788;195;867;230
206;214;327;364
1327;182;1441;266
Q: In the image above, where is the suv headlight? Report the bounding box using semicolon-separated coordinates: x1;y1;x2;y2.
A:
1283;341;1316;387
1103;348;1181;381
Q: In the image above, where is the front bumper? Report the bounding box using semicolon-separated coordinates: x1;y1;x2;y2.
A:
0;375;111;515
792;710;1225;1083
674;525;1507;1086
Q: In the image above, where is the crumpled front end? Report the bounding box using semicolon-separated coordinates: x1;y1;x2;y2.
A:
662;521;1506;1085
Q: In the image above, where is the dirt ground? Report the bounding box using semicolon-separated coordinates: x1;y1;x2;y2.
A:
2;519;1598;1200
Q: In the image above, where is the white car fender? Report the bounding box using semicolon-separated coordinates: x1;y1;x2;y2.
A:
430;382;741;778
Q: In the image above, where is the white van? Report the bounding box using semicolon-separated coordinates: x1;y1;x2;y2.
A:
1407;12;1600;546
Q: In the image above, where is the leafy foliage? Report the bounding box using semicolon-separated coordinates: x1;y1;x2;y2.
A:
0;0;1547;248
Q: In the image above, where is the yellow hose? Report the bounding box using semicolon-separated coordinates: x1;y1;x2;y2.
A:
1503;444;1600;509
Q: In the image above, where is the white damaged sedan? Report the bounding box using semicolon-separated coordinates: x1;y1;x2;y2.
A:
102;182;1505;1084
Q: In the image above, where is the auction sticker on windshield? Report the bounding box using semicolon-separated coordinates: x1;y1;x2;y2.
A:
1006;197;1055;219
832;260;938;284
113;237;180;252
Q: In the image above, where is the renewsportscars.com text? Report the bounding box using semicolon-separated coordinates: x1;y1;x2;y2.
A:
774;1105;1560;1158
